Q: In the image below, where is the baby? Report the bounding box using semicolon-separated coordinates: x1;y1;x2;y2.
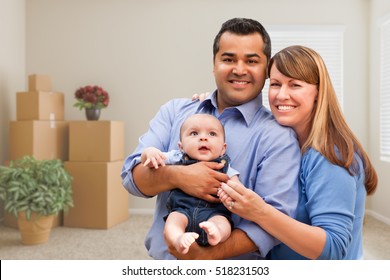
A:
141;113;239;254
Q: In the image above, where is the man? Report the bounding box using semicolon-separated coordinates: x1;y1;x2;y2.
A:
121;18;300;259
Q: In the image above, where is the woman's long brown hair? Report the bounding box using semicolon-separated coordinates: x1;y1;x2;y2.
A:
268;45;377;195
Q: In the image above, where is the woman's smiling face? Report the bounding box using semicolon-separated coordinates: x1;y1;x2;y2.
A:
268;64;318;144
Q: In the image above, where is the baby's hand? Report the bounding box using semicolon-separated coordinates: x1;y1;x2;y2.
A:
142;147;167;169
191;92;210;102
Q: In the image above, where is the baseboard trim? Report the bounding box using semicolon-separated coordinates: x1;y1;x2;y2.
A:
4;208;384;224
365;209;390;225
129;208;154;215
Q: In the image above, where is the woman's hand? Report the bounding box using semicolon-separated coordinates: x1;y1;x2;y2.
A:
220;181;328;260
218;179;268;222
192;92;210;102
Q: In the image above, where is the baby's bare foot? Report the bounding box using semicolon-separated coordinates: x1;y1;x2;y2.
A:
175;232;199;254
199;221;222;246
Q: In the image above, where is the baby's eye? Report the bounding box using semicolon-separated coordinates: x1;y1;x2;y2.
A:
190;131;198;136
209;132;217;136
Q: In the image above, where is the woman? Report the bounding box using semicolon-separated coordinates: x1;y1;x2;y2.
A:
218;45;378;259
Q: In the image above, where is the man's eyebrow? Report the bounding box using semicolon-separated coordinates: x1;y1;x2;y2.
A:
221;52;261;58
221;52;235;57
246;53;261;58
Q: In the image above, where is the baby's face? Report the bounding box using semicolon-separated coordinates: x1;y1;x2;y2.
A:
179;115;226;162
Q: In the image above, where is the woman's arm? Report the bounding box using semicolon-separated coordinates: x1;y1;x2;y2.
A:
219;180;326;259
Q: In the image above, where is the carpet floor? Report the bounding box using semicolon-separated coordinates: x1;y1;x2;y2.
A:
0;214;389;260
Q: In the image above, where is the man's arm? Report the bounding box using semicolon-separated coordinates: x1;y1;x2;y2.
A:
133;161;229;202
168;229;258;260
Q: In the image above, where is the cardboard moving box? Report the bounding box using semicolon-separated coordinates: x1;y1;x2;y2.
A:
17;91;64;121
63;161;129;229
69;121;124;162
28;74;52;91
9;121;69;161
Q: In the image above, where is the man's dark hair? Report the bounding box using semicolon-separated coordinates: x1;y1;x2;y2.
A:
213;18;271;63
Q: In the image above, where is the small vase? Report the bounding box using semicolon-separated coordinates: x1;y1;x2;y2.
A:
85;108;101;121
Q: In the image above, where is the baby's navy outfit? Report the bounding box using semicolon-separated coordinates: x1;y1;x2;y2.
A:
166;153;235;246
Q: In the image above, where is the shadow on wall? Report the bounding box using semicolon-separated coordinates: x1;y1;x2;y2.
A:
0;71;13;219
0;71;12;163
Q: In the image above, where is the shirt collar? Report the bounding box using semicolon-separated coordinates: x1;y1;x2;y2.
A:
196;90;263;126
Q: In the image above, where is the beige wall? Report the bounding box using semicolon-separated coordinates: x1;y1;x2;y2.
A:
367;0;390;223
0;0;387;220
0;0;25;217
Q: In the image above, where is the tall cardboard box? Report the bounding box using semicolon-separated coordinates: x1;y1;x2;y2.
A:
17;91;64;121
9;121;69;161
63;161;129;229
69;121;124;162
28;74;52;91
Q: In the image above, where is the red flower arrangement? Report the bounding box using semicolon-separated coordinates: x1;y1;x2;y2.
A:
73;85;110;110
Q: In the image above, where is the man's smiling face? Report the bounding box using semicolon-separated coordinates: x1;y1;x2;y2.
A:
213;31;268;112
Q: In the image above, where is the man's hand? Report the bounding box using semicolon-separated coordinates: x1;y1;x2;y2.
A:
168;229;258;260
133;160;229;201
175;161;229;203
168;240;212;260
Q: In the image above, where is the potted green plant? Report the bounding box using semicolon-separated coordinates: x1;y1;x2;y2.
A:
0;156;74;245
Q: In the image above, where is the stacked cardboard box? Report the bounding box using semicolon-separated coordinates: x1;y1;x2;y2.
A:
4;74;68;228
64;121;129;229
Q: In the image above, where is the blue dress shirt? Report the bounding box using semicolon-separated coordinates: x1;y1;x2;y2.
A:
121;91;301;259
